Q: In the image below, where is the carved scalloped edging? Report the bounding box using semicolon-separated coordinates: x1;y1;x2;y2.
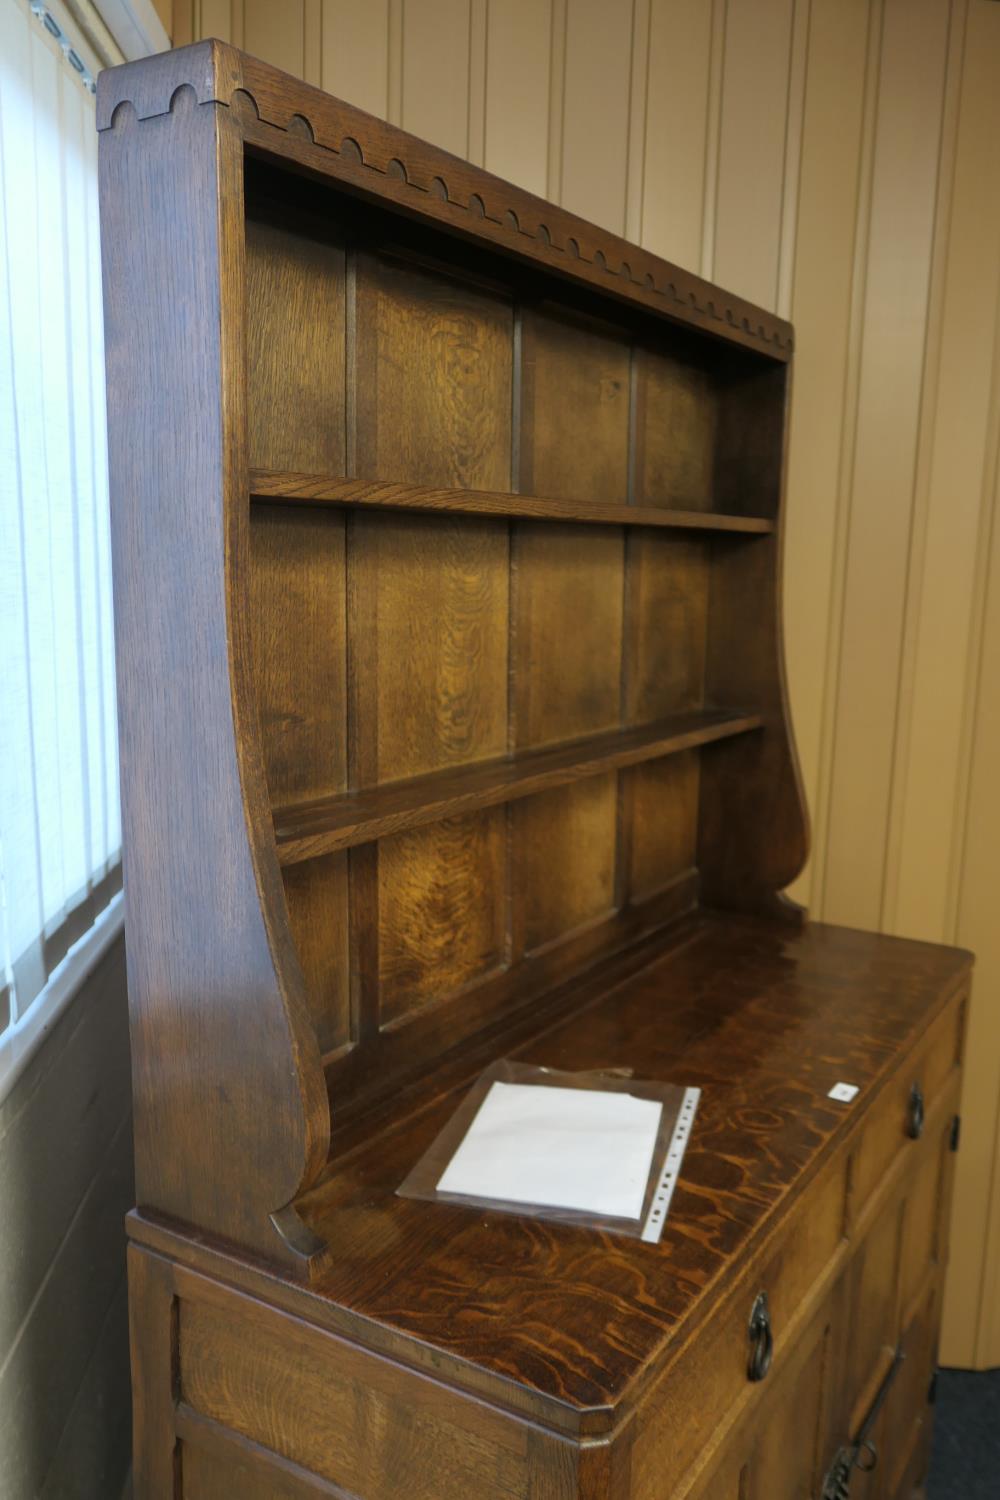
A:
98;45;793;355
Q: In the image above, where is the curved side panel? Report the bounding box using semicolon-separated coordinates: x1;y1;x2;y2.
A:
99;79;329;1274
698;363;811;918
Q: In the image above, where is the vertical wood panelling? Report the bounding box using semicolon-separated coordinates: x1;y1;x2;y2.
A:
820;0;951;931
782;0;876;911
699;0;727;282
546;0;567;203
713;0;795;310
483;0;551;193
624;0;650;244
181;0;1000;1367
467;0;487;166
321;0;390;117
888;0;994;945
640;0;713;269
775;0;810;322
304;2;322;86
880;0;967;937
400;0;472;155
952;381;1000;1367
387;0;403;123
941;0;1000;1371
559;0;634;232
243;0;305;79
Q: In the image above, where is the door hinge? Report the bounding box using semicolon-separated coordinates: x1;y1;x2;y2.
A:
950;1114;961;1152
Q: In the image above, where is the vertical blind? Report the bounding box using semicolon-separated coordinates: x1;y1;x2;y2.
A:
0;0;121;1039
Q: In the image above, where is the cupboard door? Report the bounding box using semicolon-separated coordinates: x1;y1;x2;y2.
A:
898;1124;949;1324
750;1309;833;1500
883;1282;940;1499
685;1446;749;1500
841;1198;904;1436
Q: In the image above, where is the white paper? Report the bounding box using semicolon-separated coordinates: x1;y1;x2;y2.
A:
436;1081;663;1220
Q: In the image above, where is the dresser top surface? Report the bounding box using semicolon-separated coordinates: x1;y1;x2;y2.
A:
278;917;971;1424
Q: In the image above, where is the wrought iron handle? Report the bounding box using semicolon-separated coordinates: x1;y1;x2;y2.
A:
747;1290;773;1382
908;1081;925;1140
821;1349;903;1498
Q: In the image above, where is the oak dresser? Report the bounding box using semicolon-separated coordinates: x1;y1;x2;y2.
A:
97;41;972;1500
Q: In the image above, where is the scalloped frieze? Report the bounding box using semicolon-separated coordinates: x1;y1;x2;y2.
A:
98;41;793;356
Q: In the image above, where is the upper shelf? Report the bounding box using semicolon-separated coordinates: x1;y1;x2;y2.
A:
250;470;775;535
272;708;763;866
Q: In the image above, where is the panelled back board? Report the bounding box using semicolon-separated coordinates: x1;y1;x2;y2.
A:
98;41;971;1500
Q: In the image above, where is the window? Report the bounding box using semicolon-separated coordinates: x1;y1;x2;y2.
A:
0;0;121;1078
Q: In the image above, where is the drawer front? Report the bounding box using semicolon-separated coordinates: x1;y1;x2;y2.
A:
630;1153;846;1499
177;1292;532;1500
181;1438;317;1499
852;989;965;1220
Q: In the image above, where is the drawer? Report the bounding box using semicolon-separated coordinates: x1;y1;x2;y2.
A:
852;989;965;1219
177;1290;532;1500
630;1153;846;1499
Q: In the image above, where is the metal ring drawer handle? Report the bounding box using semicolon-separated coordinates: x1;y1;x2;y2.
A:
748;1290;773;1382
908;1082;925;1140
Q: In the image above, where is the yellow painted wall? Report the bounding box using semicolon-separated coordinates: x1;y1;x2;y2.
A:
174;0;1000;1369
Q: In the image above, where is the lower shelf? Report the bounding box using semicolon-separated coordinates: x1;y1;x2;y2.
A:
272;708;763;865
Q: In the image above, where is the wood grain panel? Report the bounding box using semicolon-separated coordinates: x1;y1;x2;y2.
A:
356;252;513;492
249;505;347;804
627;753;699;905
245;218;346;474
282;855;350;1056
178;1296;528;1499
899;1129;946;1318
714;362;786;521
516;776;617;955
350;513;509;782
752;1320;830;1500
625;535;708;723
512;523;624;749
630;1153;845;1499
520;308;629;504
885;1282;939;1492
845;1201;903;1430
352;251;512;787
182;1437;325;1499
633;346;717;511
377;810;507;1023
684;1447;747;1500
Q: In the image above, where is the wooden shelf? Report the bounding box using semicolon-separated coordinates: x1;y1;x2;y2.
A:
250;470;775;535
273;708;764;866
